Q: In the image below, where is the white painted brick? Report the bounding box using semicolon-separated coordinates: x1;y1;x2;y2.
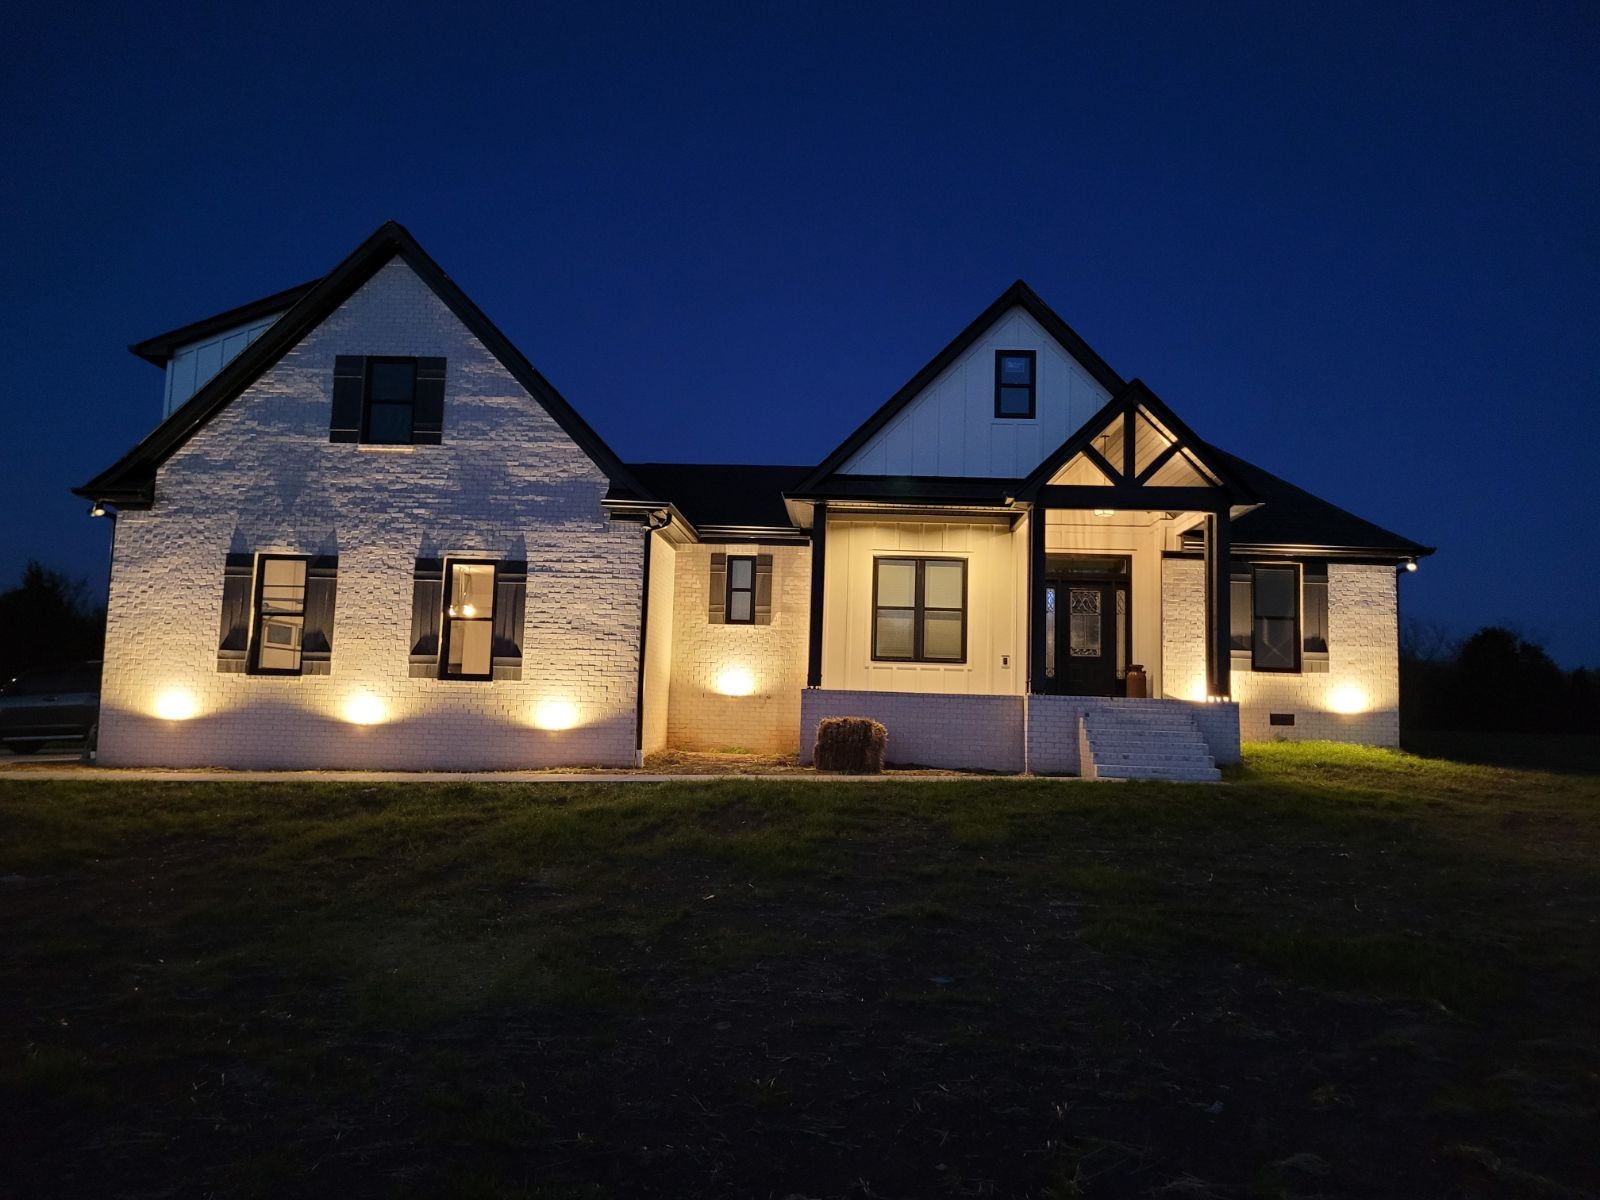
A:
99;259;644;769
665;543;810;754
1160;557;1400;745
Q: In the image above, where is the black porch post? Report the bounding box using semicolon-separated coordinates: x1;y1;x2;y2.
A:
1028;502;1046;693
1205;508;1232;699
806;503;827;688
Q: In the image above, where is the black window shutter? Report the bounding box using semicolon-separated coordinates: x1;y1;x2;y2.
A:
491;560;527;681
707;552;726;623
331;356;366;442
412;357;446;444
301;556;339;676
216;553;253;673
754;553;774;625
409;558;444;678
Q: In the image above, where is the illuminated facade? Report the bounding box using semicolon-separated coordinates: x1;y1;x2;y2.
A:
78;223;1429;772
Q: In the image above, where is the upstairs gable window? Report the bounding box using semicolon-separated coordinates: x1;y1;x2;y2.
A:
994;350;1037;419
330;356;447;445
363;358;417;444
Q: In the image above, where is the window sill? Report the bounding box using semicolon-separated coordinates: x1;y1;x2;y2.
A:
356;444;417;454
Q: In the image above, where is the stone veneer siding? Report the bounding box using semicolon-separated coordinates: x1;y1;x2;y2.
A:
665;543;811;754
98;259;645;769
1160;556;1400;745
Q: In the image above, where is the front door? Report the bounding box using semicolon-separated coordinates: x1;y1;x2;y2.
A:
1040;557;1129;697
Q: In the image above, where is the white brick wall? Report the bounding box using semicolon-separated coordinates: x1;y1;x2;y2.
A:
99;259;645;769
798;689;1026;771
1160;557;1400;745
665;543;810;754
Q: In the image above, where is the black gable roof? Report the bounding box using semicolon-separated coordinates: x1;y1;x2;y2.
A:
1214;450;1432;559
128;280;320;366
628;463;811;532
79;221;645;507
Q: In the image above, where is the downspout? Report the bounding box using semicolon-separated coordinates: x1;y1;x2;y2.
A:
87;501;117;763
632;511;671;768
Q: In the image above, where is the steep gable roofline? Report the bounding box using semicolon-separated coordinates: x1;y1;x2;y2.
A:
1016;378;1258;504
128;280;321;367
796;279;1127;491
78;221;649;506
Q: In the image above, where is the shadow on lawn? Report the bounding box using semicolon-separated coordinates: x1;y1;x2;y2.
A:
1401;730;1600;775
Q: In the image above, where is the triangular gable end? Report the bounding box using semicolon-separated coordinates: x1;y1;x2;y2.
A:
795;280;1127;492
1020;379;1255;506
76;221;649;508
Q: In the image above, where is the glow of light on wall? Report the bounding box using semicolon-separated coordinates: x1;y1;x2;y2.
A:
343;692;387;726
1328;685;1368;715
533;699;579;731
1187;678;1208;703
152;688;199;721
714;665;756;697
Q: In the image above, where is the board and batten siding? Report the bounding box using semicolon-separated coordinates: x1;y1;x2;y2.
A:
840;306;1114;479
1043;511;1169;699
162;313;287;417
820;516;1025;695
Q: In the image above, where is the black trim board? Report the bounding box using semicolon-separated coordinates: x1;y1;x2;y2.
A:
1016;378;1256;503
797;279;1126;491
129;280;319;366
79;221;650;507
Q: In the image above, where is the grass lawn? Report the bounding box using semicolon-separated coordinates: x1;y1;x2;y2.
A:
2;744;1597;1199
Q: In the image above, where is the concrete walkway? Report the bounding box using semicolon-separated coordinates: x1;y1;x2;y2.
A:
0;761;989;784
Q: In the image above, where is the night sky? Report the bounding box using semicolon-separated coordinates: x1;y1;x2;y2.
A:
3;3;1595;665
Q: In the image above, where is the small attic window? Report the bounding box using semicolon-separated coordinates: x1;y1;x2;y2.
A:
994;350;1036;419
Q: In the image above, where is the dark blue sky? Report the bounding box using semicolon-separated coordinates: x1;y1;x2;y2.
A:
3;2;1596;664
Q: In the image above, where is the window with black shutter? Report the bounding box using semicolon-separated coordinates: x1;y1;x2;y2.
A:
248;556;308;675
216;553;254;672
364;358;417;444
441;560;496;681
329;356;447;445
725;556;756;624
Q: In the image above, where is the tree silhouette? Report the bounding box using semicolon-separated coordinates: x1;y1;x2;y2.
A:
0;562;105;683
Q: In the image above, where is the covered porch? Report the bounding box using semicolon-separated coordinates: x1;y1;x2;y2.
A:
793;382;1253;775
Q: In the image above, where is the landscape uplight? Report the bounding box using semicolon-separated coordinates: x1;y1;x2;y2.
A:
533;699;579;730
152;688;199;721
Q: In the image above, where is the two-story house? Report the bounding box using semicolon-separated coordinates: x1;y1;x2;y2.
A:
76;222;1430;776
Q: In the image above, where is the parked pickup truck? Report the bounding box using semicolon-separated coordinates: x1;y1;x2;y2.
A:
0;663;101;754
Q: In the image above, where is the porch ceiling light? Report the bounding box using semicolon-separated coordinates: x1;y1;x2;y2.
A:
1093;508;1116;517
1403;559;1418;573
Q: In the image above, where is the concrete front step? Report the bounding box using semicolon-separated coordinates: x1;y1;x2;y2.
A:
1080;706;1221;783
1095;763;1223;782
